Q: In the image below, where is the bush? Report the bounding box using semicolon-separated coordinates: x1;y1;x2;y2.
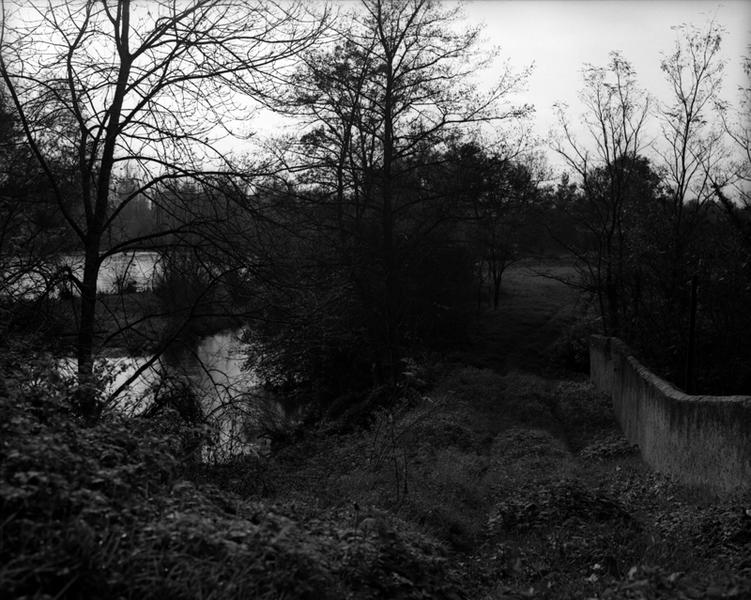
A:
0;368;461;599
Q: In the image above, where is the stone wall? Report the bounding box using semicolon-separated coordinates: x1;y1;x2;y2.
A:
590;335;751;493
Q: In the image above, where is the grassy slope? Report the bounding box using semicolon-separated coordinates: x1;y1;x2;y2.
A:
222;260;751;599
459;260;583;374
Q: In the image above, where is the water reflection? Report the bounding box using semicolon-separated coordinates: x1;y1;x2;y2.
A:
63;329;280;462
10;251;283;460
2;251;161;298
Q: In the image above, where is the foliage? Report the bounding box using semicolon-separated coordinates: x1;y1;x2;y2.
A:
547;312;600;374
221;354;750;600
0;83;79;344
4;265;751;600
238;189;376;398
552;50;652;338
445;141;546;309
550;162;751;393
551;36;751;394
152;248;233;338
244;0;534;402
0;0;327;421
0;360;462;600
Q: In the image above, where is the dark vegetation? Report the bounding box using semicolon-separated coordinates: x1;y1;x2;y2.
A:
1;1;750;598
3;266;750;599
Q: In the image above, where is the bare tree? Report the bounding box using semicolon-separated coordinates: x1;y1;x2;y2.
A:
713;52;751;246
552;52;651;335
283;0;532;381
658;20;727;213
655;19;731;309
445;141;539;310
0;0;326;421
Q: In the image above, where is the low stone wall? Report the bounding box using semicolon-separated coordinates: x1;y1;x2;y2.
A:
590;335;751;493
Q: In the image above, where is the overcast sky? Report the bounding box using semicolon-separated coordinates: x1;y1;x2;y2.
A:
458;0;751;171
10;0;746;174
260;1;751;173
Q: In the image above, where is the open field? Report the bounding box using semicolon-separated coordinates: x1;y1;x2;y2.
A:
461;258;586;374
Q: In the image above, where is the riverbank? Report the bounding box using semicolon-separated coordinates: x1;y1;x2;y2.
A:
5;288;244;357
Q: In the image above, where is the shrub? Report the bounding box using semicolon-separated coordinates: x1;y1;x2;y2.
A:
0;367;461;599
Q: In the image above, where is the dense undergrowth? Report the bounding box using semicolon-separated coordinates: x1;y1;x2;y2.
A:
0;370;462;599
2;264;750;599
206;367;751;599
3;353;751;599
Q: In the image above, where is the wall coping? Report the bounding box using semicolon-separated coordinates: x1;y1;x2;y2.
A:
590;334;751;406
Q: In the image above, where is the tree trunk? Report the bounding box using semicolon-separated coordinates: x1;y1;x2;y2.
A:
73;0;132;423
76;241;101;423
492;269;503;310
605;268;620;336
381;43;398;384
476;260;485;313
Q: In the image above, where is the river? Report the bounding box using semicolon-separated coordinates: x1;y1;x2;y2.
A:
2;250;161;298
62;329;282;462
12;251;279;460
